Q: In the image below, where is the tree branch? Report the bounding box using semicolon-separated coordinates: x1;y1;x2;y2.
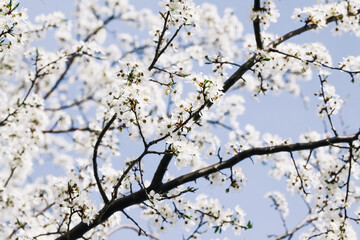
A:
54;7;360;240
273;216;318;240
252;0;263;49
159;132;360;193
149;153;173;188
43;15;116;100
55;131;360;239
92;114;117;204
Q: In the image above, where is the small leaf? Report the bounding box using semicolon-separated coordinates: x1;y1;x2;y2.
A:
263;57;271;61
13;2;20;11
246;220;253;229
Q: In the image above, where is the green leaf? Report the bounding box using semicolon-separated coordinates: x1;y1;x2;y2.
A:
13;2;20;11
213;225;223;234
246;220;253;229
262;57;271;61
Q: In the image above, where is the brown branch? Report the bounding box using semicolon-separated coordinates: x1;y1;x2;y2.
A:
55;132;359;239
149;153;173;188
148;11;170;71
148;12;183;71
4;167;16;187
269;11;360;49
252;0;263;49
111;151;146;200
54;7;360;239
319;75;338;136
42;127;92;134
43;56;76;100
342;142;353;227
92;114;117;204
120;210;150;238
289;151;308;195
44;96;94;111
159;132;360;194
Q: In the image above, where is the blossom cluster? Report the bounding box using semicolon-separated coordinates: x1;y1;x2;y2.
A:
160;0;199;28
1;0;360;239
0;0;28;53
185;3;244;64
317;83;344;117
53;170;97;225
292;1;360;36
142;190;247;236
339;55;360;81
264;191;289;218
243;33;332;95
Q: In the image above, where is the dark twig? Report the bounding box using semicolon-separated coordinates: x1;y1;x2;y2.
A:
55;131;360;240
44;96;94;111
121;210;150;238
4;167;16;187
289;151;308;195
92;114;117;204
319;75;338;136
267;195;288;234
148;11;170;71
342;142;353;228
184;215;206;240
149;153;173;188
148;12;183;71
54;7;360;239
42;127;92;134
252;0;263;49
273;216;318;240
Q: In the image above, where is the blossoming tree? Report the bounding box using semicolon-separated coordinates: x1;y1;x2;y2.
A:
1;0;360;239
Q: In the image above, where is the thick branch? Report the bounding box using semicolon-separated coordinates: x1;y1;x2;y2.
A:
149;153;173;188
252;0;263;49
55;7;360;239
159;132;360;193
55;132;359;239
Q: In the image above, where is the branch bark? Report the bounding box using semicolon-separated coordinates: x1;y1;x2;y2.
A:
252;0;263;49
55;7;360;240
92;114;117;204
55;131;360;239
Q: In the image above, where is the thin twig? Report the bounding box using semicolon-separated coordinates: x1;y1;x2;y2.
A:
4;167;16;187
273;216;318;240
289;151;308;195
319;75;338;136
